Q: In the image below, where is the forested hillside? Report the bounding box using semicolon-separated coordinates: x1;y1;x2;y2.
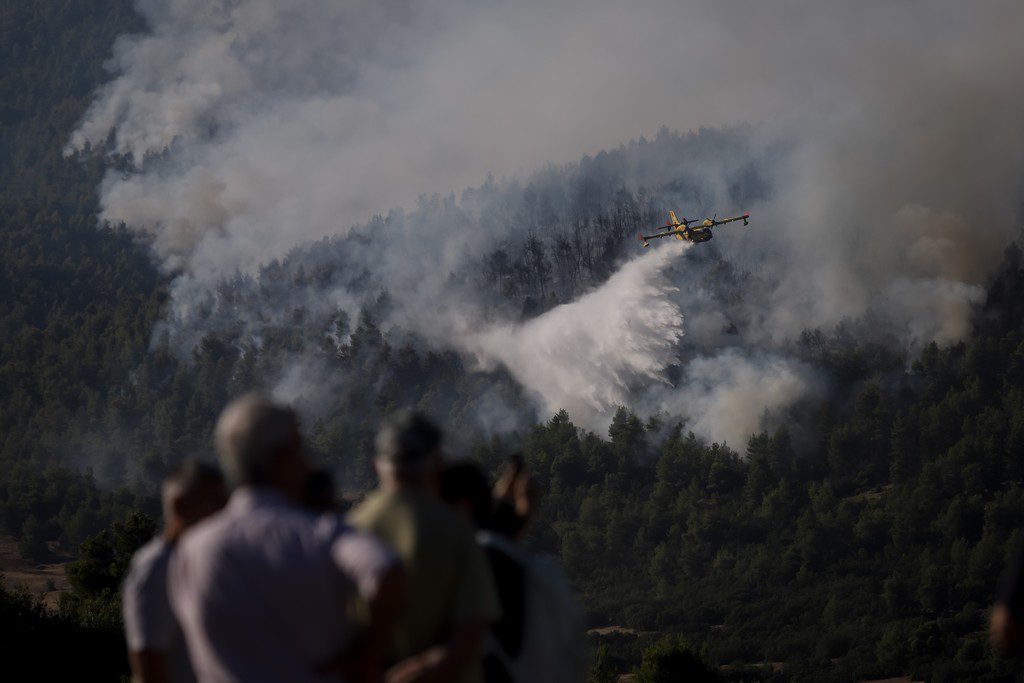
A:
1;0;156;552
524;245;1024;680
4;2;1024;681
1;2;157;676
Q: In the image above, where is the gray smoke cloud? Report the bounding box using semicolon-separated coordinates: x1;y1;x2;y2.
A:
70;0;1024;448
657;350;825;449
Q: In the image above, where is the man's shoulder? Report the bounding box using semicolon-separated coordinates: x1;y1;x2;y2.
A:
126;536;172;587
178;507;232;551
314;510;367;542
134;535;172;563
349;490;475;542
123;537;181;652
182;496;344;567
347;490;398;527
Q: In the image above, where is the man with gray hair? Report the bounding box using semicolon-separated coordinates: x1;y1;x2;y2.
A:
169;395;404;683
349;411;501;683
123;459;227;683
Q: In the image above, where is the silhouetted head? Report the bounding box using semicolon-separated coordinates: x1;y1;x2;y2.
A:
162;459;227;538
491;453;536;539
439;461;493;529
215;394;309;501
373;411;443;489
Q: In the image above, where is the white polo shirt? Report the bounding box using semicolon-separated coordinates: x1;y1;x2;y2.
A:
123;536;195;683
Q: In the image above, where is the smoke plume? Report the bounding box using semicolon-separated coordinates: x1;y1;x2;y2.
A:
70;0;1024;449
658;351;825;448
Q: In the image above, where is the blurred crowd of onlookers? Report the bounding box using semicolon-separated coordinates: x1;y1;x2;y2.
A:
120;393;1024;683
122;395;586;683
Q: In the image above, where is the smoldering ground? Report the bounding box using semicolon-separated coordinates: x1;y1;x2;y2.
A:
70;0;1024;449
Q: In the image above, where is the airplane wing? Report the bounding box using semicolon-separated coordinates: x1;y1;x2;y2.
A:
646;230;687;240
638;229;687;247
657;211;696;232
712;212;750;227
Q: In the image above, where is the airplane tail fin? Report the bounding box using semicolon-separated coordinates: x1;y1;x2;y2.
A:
668;211;688;240
638;233;650;248
742;212;750;226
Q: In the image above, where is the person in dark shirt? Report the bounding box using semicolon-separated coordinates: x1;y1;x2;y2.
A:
440;462;525;683
441;459;588;683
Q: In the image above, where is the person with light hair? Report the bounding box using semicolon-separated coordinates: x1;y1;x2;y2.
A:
169;395;404;683
349;411;501;683
123;459;227;683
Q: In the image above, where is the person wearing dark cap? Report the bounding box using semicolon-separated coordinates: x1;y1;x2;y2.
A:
348;412;501;683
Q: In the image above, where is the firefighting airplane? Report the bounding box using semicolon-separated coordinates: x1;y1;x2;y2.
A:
638;211;750;247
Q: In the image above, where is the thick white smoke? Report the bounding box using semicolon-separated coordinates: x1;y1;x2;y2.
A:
70;0;1024;448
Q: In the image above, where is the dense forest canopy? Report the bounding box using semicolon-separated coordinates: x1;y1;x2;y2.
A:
4;1;1024;681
